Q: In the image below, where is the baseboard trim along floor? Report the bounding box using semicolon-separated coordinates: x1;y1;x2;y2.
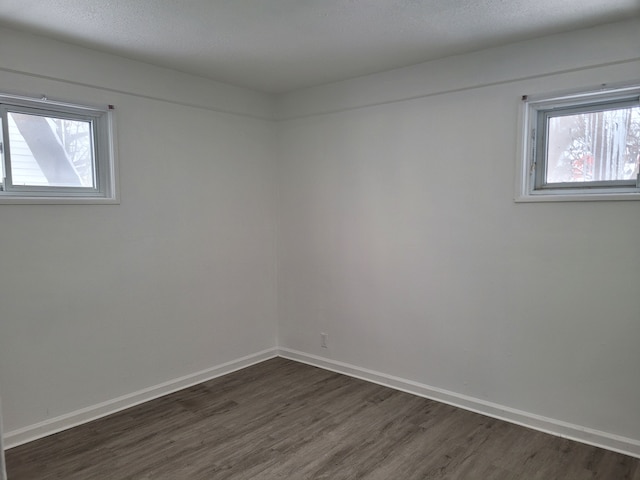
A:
3;348;278;449
277;348;640;459
4;346;639;459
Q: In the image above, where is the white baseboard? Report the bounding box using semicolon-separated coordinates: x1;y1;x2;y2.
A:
278;347;640;459
5;346;639;460
4;348;278;450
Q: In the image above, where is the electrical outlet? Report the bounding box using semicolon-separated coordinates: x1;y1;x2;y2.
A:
321;332;328;348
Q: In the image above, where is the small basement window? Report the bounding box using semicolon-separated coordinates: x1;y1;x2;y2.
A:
517;85;640;202
0;94;118;203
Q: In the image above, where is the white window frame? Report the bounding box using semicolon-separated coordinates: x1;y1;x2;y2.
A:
516;84;640;202
0;93;119;204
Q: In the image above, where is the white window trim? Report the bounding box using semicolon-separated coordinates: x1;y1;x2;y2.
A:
0;93;119;205
515;83;640;203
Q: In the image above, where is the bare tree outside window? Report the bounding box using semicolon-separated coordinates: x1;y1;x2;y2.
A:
50;117;94;186
546;106;640;184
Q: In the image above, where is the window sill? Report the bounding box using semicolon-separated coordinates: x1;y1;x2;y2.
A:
515;191;640;203
0;195;119;205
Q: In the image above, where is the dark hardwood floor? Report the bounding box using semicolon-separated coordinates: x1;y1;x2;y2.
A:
6;357;640;479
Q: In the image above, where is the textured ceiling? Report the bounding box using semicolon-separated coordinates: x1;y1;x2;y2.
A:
0;0;638;93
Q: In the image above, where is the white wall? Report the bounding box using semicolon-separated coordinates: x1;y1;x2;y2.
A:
0;27;278;439
277;19;640;453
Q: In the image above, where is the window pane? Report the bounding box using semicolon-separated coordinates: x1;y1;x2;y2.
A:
7;111;95;188
546;106;640;183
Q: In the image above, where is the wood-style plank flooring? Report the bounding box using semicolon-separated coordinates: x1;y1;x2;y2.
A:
6;357;640;479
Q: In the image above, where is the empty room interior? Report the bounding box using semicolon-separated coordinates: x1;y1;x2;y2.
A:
0;1;639;478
